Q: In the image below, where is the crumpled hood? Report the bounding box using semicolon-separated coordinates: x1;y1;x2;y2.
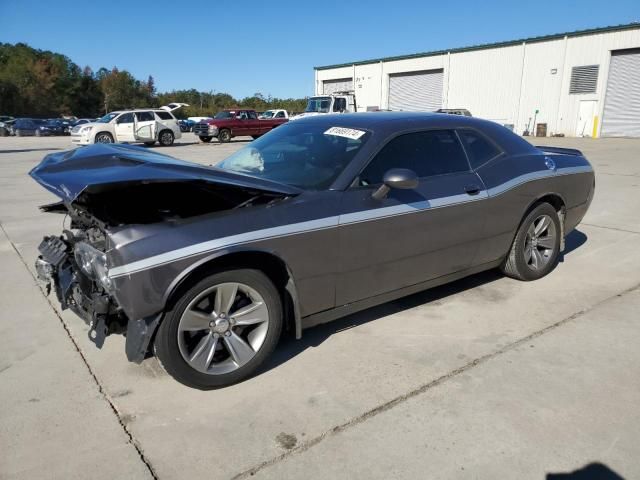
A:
29;143;301;203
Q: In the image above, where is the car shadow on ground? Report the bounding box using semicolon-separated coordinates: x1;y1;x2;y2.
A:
560;229;588;262
260;229;588;376
547;462;625;479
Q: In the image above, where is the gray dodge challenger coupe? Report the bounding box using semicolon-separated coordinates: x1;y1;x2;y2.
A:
31;113;595;389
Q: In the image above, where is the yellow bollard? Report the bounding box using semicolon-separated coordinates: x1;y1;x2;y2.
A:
592;116;599;138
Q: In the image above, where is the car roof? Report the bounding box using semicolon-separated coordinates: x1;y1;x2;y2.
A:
110;109;172;114
294;112;538;155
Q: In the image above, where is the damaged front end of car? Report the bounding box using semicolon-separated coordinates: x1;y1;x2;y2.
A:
36;228;127;349
30;143;299;363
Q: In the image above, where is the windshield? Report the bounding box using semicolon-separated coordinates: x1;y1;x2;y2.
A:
305;97;332;113
214;111;234;119
216;123;370;190
97;113;119;123
260;110;275;118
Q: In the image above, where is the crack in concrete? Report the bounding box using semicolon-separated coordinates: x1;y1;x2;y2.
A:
230;281;640;480
596;172;640;177
0;223;159;480
582;223;640;235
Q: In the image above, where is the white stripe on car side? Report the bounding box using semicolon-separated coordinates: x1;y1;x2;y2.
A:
107;165;592;278
108;216;340;278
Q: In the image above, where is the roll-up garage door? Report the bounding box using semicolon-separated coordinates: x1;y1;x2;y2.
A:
601;49;640;137
388;69;443;112
323;78;353;94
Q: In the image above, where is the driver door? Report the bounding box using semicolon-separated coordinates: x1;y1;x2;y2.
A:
235;110;250;136
114;113;135;142
134;111;157;142
336;129;488;306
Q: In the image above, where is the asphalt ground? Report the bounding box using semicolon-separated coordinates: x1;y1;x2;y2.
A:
1;133;639;479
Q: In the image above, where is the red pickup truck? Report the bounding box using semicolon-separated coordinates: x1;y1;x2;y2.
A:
193;109;288;143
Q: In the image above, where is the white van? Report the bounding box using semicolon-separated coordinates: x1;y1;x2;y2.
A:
70;103;188;147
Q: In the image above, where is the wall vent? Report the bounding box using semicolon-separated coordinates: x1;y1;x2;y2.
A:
569;65;599;94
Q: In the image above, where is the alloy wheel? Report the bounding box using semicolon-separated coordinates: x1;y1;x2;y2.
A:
160;131;173;145
524;214;557;271
177;282;269;375
95;133;113;143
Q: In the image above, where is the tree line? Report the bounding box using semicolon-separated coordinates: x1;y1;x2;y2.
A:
0;43;308;118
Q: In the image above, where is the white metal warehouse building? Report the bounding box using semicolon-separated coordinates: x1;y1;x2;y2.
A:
314;23;640;137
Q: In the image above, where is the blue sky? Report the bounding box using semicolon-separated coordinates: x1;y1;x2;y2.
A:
1;0;638;98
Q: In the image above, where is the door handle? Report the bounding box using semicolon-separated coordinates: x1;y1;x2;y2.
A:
464;184;481;195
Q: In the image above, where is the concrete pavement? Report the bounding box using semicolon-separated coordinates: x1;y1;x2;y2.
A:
0;133;638;479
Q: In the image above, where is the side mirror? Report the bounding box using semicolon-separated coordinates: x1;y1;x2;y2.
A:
372;168;419;200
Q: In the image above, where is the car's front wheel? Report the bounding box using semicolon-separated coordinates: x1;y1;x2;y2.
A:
218;129;231;143
199;136;212;143
95;132;114;143
154;269;282;389
501;202;561;281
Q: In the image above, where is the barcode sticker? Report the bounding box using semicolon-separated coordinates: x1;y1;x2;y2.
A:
324;127;366;140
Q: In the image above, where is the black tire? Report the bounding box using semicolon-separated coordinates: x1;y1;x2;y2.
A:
251;135;261;140
15;129;22;137
501;203;561;281
199;136;212;143
218;128;231;143
95;132;114;143
0;128;7;137
154;269;283;389
158;129;174;146
144;141;156;147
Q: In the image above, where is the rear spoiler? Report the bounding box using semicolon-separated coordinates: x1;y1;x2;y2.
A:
537;146;583;156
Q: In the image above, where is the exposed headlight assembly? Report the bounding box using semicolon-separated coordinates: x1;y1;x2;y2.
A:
81;126;93;134
74;242;114;293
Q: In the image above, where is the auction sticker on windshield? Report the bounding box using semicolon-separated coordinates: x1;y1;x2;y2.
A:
324;127;366;140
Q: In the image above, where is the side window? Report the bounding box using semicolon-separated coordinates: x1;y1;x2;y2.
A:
156;111;173;120
117;113;134;124
275;111;284;118
136;111;155;122
248;111;258;120
458;130;501;169
333;98;346;112
359;130;469;186
238;111;248;120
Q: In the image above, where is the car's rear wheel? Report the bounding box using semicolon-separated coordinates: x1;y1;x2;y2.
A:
501;203;561;281
199;136;212;143
251;135;261;140
218;129;231;143
154;269;282;389
159;130;174;146
95;132;114;143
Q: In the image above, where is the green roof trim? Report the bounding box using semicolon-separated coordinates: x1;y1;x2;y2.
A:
315;22;640;70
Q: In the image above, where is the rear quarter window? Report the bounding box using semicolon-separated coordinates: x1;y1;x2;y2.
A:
458;129;502;169
156;111;174;120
